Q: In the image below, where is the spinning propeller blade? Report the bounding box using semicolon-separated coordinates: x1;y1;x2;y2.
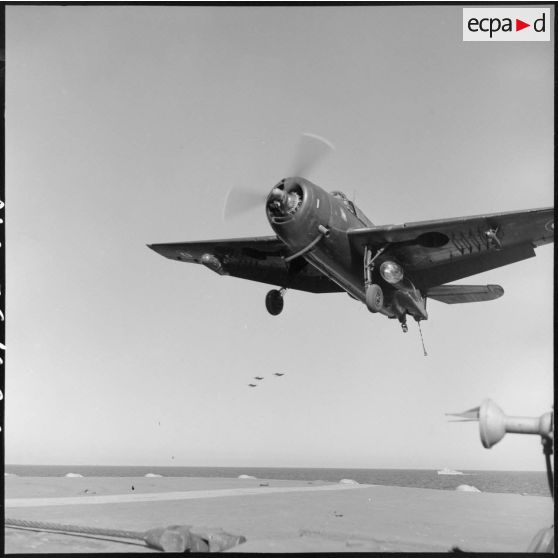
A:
223;187;267;221
290;133;335;179
222;133;335;221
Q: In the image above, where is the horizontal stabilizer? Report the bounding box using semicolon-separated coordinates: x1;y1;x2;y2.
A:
426;284;504;304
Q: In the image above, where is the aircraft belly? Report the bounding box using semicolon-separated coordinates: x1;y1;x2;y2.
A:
304;248;364;301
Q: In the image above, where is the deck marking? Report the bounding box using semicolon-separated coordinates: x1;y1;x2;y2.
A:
6;483;372;508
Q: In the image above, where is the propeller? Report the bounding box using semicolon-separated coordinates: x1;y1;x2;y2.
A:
289;132;335;178
222;187;266;221
223;133;335;221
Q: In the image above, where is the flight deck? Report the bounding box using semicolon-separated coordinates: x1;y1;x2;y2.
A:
4;475;553;553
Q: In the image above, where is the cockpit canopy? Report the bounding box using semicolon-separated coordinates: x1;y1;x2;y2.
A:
330;190;348;201
330;190;356;215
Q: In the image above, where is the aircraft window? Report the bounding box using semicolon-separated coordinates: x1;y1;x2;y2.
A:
331;192;356;215
345;200;356;215
331;191;348;201
331;191;356;215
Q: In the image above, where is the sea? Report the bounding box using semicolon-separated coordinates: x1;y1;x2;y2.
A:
4;465;551;497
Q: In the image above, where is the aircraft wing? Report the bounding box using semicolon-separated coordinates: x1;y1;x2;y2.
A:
148;236;343;293
347;207;553;290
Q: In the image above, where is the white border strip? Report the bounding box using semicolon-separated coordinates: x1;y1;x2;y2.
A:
6;483;371;508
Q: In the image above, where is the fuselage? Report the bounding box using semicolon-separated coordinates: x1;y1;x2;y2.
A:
266;177;399;318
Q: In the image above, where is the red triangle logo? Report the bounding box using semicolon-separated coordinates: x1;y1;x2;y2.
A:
516;19;530;31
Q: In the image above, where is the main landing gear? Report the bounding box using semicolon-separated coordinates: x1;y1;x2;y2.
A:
265;288;286;315
364;245;387;314
365;283;384;313
362;245;409;333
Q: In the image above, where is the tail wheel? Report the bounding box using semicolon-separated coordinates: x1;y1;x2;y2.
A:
365;284;384;313
265;289;284;315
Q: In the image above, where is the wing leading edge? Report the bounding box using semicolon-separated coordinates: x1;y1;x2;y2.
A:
148;236;343;294
347;207;553;290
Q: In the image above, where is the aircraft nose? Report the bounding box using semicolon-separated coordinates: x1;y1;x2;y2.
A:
268;187;285;204
267;179;304;219
267;186;287;216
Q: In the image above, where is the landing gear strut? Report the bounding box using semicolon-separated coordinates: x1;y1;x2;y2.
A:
265;288;286;316
364;245;387;313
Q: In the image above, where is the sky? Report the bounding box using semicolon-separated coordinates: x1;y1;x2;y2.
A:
5;5;554;471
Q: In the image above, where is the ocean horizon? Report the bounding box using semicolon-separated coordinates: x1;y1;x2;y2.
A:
5;464;550;497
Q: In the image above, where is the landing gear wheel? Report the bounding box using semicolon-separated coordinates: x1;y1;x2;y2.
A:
365;284;384;313
265;289;284;316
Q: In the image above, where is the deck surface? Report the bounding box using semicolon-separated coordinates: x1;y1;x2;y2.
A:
5;476;554;553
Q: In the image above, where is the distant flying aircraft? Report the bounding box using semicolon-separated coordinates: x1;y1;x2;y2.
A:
274;373;285;377
149;134;554;333
248;383;258;387
254;376;264;380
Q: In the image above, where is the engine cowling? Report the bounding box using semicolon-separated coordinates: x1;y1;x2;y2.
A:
266;177;331;252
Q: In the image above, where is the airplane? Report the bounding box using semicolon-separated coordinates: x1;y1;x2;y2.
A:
273;373;285;377
254;376;264;380
148;135;554;333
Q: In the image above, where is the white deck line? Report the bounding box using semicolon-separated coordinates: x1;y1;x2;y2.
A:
6;483;372;508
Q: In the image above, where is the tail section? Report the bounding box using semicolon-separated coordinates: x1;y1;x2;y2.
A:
426;284;504;305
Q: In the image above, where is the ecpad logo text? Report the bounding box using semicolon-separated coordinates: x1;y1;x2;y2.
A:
463;8;551;42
